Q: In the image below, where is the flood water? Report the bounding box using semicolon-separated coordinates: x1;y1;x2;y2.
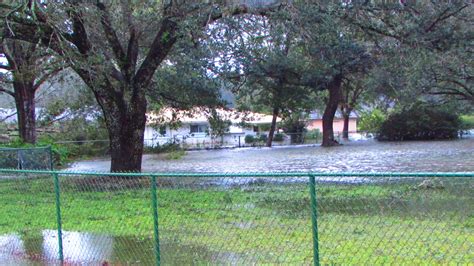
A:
0;230;235;265
67;139;474;173
3;139;474;265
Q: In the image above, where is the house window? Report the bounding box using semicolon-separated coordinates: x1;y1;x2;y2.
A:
159;126;166;136
190;124;208;133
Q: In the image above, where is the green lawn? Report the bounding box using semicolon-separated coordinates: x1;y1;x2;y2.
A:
0;175;472;265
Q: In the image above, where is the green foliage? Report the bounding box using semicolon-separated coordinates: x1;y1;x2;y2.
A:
281;112;306;144
305;129;321;140
273;133;284;142
0;121;7;135
0;138;69;167
244;135;256;144
45;117;109;159
358;109;386;133
208;109;232;139
1;115;111;165
258;123;272;132
165;149;186;160
144;143;182;154
460;115;474;130
244;134;269;144
216;15;316;126
378;103;461;141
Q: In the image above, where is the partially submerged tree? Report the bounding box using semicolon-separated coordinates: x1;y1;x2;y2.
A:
340;75;366;140
288;2;373;146
213;15;314;147
207;109;231;147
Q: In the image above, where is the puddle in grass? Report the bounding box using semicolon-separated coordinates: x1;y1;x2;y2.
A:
0;230;246;265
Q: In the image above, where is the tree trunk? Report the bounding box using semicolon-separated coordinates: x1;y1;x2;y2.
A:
100;88;147;173
13;81;36;144
322;75;343;147
106;112;146;173
266;107;279;147
342;109;352;140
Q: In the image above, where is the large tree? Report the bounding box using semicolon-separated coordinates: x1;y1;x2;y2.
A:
1;1;283;172
0;39;63;143
288;2;373;146
339;75;366;140
212;14;314;147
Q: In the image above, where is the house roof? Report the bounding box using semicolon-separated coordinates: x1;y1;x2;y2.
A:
146;107;281;126
308;110;358;120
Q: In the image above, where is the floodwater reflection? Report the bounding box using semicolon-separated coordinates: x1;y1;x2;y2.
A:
0;230;248;265
0;231;114;265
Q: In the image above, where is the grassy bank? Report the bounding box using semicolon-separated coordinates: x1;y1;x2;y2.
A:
0;175;472;264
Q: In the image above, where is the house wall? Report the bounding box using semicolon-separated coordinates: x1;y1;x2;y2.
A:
307;118;357;133
144;123;257;147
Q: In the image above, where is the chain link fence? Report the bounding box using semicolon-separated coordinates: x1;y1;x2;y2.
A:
0;147;53;170
0;169;472;265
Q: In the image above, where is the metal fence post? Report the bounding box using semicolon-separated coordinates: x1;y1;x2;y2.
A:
17;150;21;169
49;146;54;170
309;174;320;266
53;173;64;262
151;175;161;266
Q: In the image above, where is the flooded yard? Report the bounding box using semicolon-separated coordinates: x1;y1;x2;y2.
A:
67;139;474;173
2;139;473;265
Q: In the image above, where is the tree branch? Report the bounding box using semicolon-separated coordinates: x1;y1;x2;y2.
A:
33;67;64;92
424;4;469;33
96;2;127;69
67;2;91;55
133;17;179;90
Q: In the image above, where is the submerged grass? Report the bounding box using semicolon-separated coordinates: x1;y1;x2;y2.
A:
164;149;187;160
0;175;472;264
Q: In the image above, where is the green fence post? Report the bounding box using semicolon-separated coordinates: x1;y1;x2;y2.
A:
309;174;320;266
151;175;161;266
48;146;54;171
53;173;64;262
48;145;54;171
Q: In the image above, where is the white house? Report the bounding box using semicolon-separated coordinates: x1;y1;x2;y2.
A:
144;107;281;148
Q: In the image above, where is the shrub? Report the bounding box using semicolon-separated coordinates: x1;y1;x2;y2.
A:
245;135;255;144
305;129;321;140
259;134;268;143
378;104;461;141
0;138;70;167
460;115;474;130
358;109;386;133
273;133;285;142
145;142;181;154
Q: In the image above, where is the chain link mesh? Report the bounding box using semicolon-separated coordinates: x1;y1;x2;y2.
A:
0;147;53;170
0;170;472;265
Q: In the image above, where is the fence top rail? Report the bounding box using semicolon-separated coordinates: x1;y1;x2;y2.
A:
0;168;473;178
0;146;51;151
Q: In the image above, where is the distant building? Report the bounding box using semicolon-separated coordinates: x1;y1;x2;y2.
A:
145;107;281;147
306;111;358;133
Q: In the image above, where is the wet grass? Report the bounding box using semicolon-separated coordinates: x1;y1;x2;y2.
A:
0;176;472;264
164;149;187;160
